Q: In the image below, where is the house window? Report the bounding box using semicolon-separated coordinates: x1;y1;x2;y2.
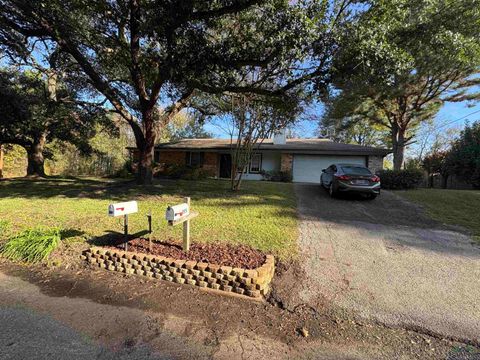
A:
154;150;161;163
186;152;204;167
249;153;262;173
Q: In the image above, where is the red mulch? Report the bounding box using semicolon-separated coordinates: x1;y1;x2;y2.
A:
107;238;266;269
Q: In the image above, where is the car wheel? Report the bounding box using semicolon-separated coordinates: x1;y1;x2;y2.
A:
329;183;336;198
320;178;327;190
323;183;329;192
368;194;377;200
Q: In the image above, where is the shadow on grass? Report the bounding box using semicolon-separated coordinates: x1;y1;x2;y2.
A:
60;229;85;241
88;229;150;247
0;176;137;200
0;177;296;209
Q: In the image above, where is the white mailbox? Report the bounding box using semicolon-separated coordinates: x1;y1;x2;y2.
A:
165;203;189;222
108;201;138;217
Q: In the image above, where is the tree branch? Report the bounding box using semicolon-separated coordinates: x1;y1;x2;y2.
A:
161;90;195;125
189;0;264;21
129;0;149;106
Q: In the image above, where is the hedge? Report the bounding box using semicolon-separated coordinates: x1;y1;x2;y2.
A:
378;169;423;190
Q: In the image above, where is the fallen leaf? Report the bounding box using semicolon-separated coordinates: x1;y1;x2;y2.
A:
300;327;309;337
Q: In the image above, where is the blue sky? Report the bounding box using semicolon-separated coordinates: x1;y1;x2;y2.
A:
434;101;480;130
204;99;480;139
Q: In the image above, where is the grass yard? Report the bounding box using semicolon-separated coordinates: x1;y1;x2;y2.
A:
0;177;298;259
397;188;480;242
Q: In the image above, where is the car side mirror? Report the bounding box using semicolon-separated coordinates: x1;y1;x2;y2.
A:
321;169;326;173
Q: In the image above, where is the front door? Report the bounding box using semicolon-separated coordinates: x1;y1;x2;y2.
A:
219;154;232;178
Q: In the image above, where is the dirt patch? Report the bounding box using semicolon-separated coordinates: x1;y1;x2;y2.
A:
107;238;266;269
0;260;475;360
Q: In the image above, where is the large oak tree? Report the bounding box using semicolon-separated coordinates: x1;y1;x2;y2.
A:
0;68;107;176
0;0;342;184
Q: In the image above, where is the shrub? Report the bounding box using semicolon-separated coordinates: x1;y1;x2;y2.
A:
377;169;423;190
260;170;293;182
0;227;61;263
446;121;480;189
115;167;132;178
111;165;133;179
106;160;135;179
182;167;210;180
164;164;209;180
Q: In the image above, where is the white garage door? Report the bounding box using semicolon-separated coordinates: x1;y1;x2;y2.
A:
292;155;367;183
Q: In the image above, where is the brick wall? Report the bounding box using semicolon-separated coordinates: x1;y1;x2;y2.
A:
130;150;218;176
161;151;186;165
158;150;218;177
280;153;293;172
202;152;218;177
83;247;275;299
368;156;384;174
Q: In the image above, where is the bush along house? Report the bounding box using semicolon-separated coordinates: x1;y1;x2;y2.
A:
127;132;389;184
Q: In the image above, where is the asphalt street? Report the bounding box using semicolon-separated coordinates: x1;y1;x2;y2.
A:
0;307;166;360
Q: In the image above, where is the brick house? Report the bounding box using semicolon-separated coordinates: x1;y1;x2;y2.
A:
128;133;389;183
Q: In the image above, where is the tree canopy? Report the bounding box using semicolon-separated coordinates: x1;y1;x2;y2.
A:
0;68;107;176
322;0;480;169
0;0;346;184
446;121;480;188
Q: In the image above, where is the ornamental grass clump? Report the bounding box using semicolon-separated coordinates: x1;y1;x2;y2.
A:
0;227;61;263
0;220;10;238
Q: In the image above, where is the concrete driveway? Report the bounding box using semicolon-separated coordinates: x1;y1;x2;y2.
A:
295;184;480;344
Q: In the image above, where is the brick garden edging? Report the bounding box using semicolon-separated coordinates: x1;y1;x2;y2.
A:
82;247;275;298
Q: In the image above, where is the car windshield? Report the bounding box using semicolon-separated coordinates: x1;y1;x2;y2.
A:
341;166;372;176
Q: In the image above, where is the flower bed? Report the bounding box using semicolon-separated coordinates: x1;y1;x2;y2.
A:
107;238;265;269
82;246;275;299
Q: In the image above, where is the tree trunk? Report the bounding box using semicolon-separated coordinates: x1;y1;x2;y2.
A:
441;174;448;189
231;164;247;191
428;173;433;188
137;146;154;185
230;144;250;191
136;110;155;185
26;134;47;177
392;124;406;171
0;143;4;179
230;166;237;191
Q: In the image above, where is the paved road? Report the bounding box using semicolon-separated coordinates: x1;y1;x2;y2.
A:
0;270;360;360
0;307;166;360
295;184;480;343
0;271;213;360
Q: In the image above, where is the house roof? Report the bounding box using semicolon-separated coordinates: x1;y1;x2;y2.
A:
133;138;390;156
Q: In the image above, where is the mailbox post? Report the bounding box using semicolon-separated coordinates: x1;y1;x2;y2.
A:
183;197;191;251
165;197;198;252
123;213;128;251
147;211;152;252
108;201;138;251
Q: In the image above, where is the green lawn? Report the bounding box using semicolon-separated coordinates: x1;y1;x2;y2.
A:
0;178;298;259
397;189;480;242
